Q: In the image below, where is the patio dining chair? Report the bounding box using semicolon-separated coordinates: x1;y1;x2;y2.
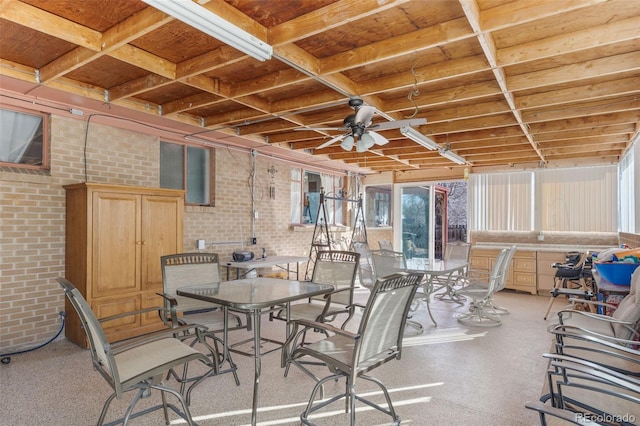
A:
283;272;424;425
371;249;432;329
455;246;514;327
160;253;245;385
378;239;394;251
57;277;213;426
282;250;360;327
351;241;375;290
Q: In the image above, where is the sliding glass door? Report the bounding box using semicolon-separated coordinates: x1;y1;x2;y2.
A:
394;185;448;259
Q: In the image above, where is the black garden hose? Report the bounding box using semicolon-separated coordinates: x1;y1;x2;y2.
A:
0;311;66;364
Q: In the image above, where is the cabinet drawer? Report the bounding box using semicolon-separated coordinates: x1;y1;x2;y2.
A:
513;271;536;286
513;258;536;272
470;256;489;270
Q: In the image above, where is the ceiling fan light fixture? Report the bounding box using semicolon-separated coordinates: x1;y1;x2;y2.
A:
369;131;389;145
400;126;439;150
360;133;376;150
142;0;273;61
341;135;355;151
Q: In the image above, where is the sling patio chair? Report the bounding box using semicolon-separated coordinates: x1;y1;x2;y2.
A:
455;246;515;327
57;277;214;426
160;252;247;386
371;249;435;329
282;272;424;425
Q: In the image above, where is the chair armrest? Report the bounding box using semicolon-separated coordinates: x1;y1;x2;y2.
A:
109;323;208;354
98;306;165;324
558;308;637;326
524;401;587;425
281;318;357;368
543;352;640;387
156;292;178;307
156;292;181;326
290;318;357;339
549;322;640;349
566;298;619;310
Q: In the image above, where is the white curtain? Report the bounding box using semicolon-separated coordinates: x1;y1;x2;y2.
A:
537;166;617;232
618;144;636;233
469;171;533;231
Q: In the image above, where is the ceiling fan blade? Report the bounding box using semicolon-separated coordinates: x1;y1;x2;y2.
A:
354;105;376;126
316;133;346;150
369;131;389;145
371;117;427;131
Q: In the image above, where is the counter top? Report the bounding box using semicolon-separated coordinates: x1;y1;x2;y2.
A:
473;242;615;253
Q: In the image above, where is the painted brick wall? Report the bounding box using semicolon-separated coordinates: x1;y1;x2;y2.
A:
0;114;355;351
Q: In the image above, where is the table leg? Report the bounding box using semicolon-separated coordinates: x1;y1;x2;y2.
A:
423;277;438;326
251;309;261;426
433;270;466;304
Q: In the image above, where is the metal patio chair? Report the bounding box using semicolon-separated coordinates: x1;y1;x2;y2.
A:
160;252;246;385
371;249;432;329
283;272;424;425
281;250;360;328
57;277;213;426
455;246;514;327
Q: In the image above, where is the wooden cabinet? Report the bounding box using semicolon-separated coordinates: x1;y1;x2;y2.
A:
64;183;184;347
470;248;537;295
510;251;537;294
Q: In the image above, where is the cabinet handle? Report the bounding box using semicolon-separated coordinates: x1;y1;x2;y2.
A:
136;241;142;245
141;241;147;245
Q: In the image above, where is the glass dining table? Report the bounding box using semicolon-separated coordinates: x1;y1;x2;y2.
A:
405;258;470;325
177;277;334;426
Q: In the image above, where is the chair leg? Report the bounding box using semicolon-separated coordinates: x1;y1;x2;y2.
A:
150;383;197;426
357;374;401;425
122;387;146;425
457;299;502;327
98;392;118;425
543;277;563;320
300;374;345;425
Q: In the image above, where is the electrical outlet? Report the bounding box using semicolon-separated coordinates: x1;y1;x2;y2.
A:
197;239;205;250
254;211;259;219
251;237;257;245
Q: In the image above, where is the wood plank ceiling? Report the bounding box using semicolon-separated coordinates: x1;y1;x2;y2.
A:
1;0;638;175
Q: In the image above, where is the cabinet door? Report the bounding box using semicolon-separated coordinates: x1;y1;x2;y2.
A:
91;192;140;298
141;195;183;291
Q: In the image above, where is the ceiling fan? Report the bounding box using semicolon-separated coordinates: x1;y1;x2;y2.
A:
302;97;427;152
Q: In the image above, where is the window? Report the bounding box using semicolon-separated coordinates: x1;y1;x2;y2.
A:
365;185;391;227
469;171;534;231
291;169;343;225
619;144;637;233
537;166;617;232
0;106;48;169
469;166;618;233
160;141;214;205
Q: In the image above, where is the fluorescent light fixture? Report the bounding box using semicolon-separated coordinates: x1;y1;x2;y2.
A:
142;0;273;61
439;148;467;165
400;126;439;150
